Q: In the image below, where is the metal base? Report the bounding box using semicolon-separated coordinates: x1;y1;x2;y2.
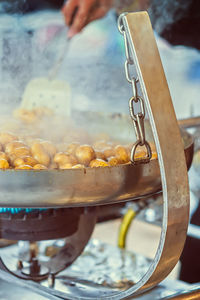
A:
0;239;194;299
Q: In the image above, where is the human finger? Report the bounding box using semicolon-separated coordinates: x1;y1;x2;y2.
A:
62;0;79;26
67;0;96;37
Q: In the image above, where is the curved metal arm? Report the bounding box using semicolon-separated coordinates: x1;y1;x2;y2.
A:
114;12;189;298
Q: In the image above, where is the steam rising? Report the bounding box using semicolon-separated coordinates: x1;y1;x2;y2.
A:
0;9;139;144
0;10;134;111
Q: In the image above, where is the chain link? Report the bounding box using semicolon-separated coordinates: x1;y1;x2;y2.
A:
118;14;152;164
131;77;138;100
129;96;145;121
125;60;134;83
124;34;134;65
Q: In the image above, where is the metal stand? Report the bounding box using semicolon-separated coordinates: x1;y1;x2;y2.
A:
0;12;190;300
114;12;190;298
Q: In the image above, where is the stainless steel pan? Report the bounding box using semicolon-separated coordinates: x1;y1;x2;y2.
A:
0;112;193;208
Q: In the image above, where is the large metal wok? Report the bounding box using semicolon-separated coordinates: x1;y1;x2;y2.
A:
0;10;193;300
0;112;193;208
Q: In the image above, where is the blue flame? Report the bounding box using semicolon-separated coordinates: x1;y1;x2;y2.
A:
0;207;46;214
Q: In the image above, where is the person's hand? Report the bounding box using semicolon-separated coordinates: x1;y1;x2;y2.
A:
62;0;114;38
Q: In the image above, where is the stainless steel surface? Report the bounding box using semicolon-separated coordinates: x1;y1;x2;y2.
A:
0;119;193;208
0;269;60;299
0;239;194;299
0;274;58;300
164;286;200;299
106;11;190;299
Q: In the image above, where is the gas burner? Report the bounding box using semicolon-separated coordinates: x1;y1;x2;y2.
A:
0;207;97;281
0;207;88;241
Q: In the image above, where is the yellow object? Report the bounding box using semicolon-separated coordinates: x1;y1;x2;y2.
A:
118;208;137;249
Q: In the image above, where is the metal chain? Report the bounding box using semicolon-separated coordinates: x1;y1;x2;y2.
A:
118;14;152;164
